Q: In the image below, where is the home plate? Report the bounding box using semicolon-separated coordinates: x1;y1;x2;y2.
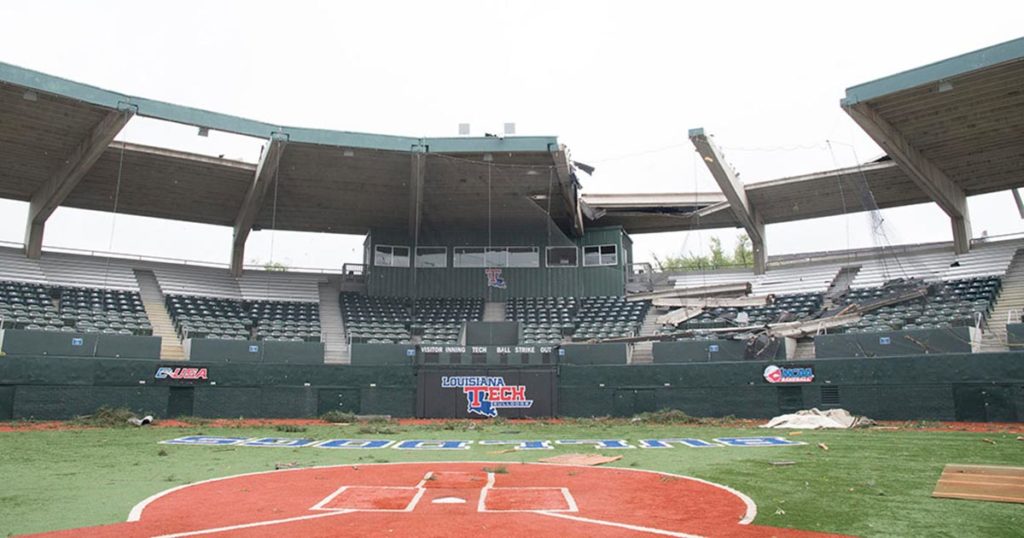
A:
432;497;467;504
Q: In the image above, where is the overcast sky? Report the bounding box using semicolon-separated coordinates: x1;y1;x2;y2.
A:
0;1;1021;270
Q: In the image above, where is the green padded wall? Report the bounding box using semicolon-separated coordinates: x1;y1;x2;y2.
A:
559;343;628;365
0;356;416;419
350;344;417;366
0;331;161;359
1007;323;1024;347
651;340;782;363
815;327;974;358
558;353;1024;421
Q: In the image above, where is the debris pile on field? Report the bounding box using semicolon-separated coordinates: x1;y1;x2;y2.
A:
761;408;874;429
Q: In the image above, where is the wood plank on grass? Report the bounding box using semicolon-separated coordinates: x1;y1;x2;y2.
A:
933;464;1024;504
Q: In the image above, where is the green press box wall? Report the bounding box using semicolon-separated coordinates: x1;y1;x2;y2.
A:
0;356;416;420
558;353;1024;421
365;226;630;299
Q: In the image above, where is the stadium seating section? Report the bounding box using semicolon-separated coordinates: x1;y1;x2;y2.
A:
0;281;150;335
166;295;321;342
840;276;999;333
657;277;1000;340
341;294;483;344
508;296;650;344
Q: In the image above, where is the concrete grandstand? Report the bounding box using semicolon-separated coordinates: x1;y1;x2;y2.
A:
0;37;1022;421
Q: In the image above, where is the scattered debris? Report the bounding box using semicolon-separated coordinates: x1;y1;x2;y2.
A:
934;464;1024;504
538;454;622;466
274;462;300;470
817;443;830;451
763;408;874;429
1017;436;1023;442
788;431;803;436
770;461;797;466
774;508;786;516
982;438;997;445
127;415;154;427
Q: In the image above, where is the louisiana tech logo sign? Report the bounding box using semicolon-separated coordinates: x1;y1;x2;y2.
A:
763;365;814;384
441;376;533;417
484;268;506;289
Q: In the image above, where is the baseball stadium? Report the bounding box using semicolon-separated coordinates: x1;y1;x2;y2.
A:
1;21;1023;538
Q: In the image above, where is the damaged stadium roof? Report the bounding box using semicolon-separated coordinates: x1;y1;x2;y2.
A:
0;36;1022;271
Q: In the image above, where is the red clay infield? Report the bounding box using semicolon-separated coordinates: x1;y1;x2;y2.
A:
25;462;846;537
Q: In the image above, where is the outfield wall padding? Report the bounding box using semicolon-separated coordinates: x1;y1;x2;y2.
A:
0;330;161;359
0;356;416;420
558;353;1024;421
814;327;975;358
1;352;1022;421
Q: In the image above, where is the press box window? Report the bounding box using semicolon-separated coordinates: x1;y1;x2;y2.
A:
546;246;578;267
583;244;618;266
374;245;410;267
454;247;486;267
415;247;447;268
508;247;539;267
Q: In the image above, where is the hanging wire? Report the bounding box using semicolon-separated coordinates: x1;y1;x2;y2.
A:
546;167;554;299
825;140;852;259
101;140;128;290
264;148;282;298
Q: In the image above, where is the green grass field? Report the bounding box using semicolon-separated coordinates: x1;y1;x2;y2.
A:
0;417;1021;537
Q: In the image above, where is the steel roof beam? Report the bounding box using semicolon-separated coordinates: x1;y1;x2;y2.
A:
844;102;972;253
230;135;287;276
689;128;767;274
551;147;585;237
24;107;134;258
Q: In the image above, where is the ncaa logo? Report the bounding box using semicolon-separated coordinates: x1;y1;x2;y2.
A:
763;365;814;384
763;365;784;383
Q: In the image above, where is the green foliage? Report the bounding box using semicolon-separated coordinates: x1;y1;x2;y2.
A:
69;406;138;428
320;410;356;423
653;233;754;271
248;258;289;272
274;424;308;433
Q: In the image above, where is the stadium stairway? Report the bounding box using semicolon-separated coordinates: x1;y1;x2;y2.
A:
319;279;349;363
824;266;860;305
630;308;663;364
133;269;185;360
981;248;1024;352
483;302;506;322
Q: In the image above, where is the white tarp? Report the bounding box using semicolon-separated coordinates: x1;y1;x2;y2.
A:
761;408;875;429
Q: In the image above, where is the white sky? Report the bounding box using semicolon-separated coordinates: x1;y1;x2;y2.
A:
0;1;1021;270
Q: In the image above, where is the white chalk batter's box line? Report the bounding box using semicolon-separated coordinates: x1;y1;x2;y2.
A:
160;436;806;450
309;471;578;514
